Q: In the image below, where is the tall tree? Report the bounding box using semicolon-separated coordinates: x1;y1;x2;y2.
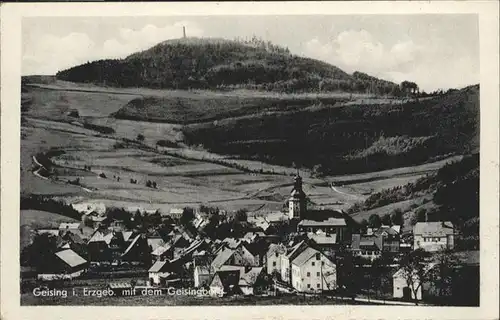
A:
432;248;458;300
398;248;432;305
368;214;382;229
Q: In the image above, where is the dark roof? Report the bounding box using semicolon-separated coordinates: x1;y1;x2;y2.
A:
214;270;240;289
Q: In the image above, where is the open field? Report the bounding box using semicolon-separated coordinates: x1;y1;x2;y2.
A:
21;82;460;219
28;81;380;100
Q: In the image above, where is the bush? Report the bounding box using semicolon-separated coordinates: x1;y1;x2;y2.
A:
156;140;179;148
99;173;107;178
137;134;145;142
83;123;115;134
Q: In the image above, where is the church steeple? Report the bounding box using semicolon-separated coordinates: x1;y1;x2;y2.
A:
288;171;306;220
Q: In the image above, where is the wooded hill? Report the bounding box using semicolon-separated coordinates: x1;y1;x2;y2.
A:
56;37;400;94
182;85;479;176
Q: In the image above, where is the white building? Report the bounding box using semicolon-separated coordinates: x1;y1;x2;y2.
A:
193;265;211;288
290;247;337;293
392;263;437;301
265;243;286;276
148;261;171;285
413;221;454;252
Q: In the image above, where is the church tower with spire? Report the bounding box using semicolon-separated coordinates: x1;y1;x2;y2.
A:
288;170;307;220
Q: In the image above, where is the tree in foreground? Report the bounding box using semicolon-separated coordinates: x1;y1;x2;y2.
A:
398;248;432;305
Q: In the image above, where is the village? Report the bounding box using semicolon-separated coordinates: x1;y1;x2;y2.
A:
20;172;479;306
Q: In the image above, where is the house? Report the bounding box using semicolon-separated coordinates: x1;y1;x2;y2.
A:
148;260;172;286
36;229;60;237
374;226;401;253
72;202;106;216
37;249;88;281
351;234;383;261
413;221;454;252
192;212;209;230
243;231;265;243
121;234;150;264
307;232;338;249
108;282;133;296
59;222;81;231
194;265;212;288
237;266;265;295
265;243;286;276
280;240;310;284
57;230;86;253
208;265;265;297
82;211;107;228
87;229;118;262
151;244;173;261
167;208;184;219
250;217;270;232
209;269;240;297
297;217;348;241
392;263;437;301
290;246;337;292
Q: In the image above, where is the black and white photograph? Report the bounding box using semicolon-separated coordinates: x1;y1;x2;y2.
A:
1;2;499;318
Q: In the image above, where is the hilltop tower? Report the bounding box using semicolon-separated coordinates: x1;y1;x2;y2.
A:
288;170;307;220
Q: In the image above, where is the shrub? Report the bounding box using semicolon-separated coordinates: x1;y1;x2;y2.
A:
156;140;179;148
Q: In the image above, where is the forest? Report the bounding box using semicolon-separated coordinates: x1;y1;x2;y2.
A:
182;85;479;176
56;37;401;94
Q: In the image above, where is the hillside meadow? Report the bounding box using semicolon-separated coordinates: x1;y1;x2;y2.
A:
21;81;474;239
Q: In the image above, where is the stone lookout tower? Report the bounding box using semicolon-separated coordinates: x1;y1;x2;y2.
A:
288;170;307;220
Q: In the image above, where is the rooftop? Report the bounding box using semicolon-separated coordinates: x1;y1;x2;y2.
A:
149;260;170;273
414;221;454;236
298;217;347;227
307;233;338;245
55;249;87;268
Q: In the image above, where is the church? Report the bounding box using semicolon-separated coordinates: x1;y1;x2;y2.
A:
287;172;352;243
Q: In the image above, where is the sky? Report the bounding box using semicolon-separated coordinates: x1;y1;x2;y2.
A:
22;15;479;92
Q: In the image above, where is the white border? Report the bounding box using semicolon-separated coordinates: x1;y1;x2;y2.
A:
1;2;499;320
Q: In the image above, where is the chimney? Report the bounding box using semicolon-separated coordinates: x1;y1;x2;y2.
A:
183;26;186;39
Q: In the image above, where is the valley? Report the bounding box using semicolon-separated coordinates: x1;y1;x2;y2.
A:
21;80;466;229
